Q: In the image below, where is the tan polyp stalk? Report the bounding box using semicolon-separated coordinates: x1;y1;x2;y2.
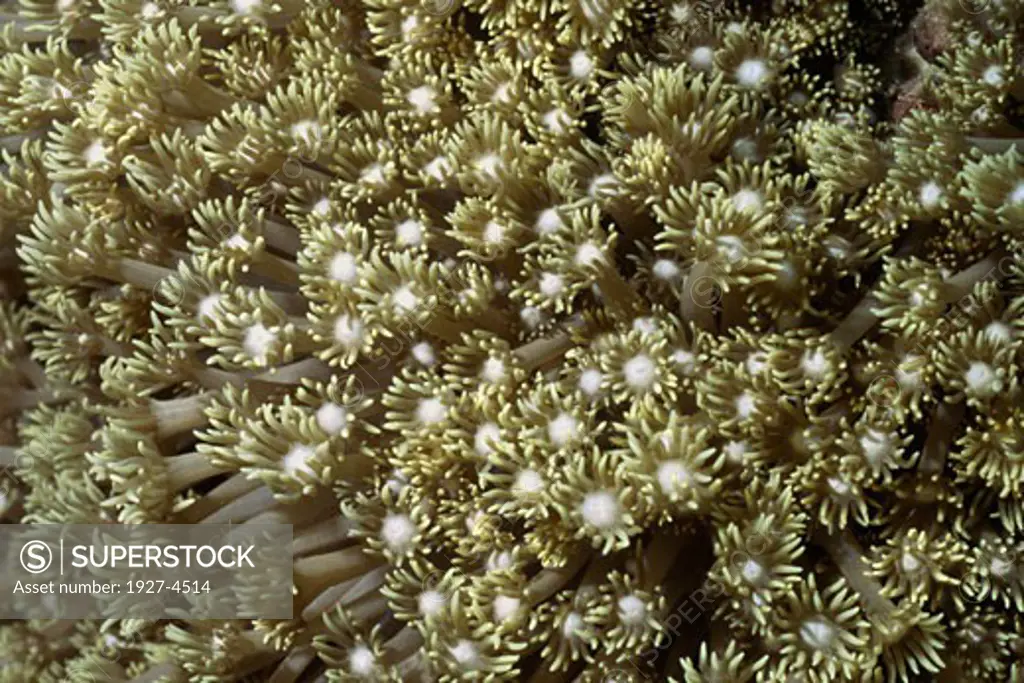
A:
166;451;232;492
682;261;719;333
513;331;575;373
245;488;340;530
293;547;385;609
594;260;644;320
176;473;262;523
0;387;51;416
815;528;906;644
162;79;237;118
129;662;185;683
966;136;1024;155
918;402;964;477
152;393;211;439
300;564;388;623
385;627;425;668
638;531;689;592
526;551;592;606
0;446;17;468
415;311;480;345
0;17;102;43
245;251;302;286
718;287;747;332
262;217;302;257
106;257;176;291
267;645;317;683
199;484;277;524
829;248;1008;352
292;515;356;557
14;356;48;388
464;304;514;338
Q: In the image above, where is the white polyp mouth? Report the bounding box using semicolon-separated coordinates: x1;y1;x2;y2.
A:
83;140;108;166
543;108;570;133
360;163;387;186
411;341;436;367
282;444;316;476
827;476;851;496
449;640;482;669
617;595;647;624
316;403;349;435
416;397;447;425
689;46;714;69
984;321;1013;343
578;368;604;396
425;156;451;180
561;611;584;637
575;242;604;267
535;208;564;235
290;119;321;142
548;412;579;446
348;645;376;676
480;357;506;383
418;589;446;616
381;513;416;551
333;314;364;347
900;552;921;573
196;294;223;321
859;428;891;463
520;305;543;329
735;391;757;418
672;349;696;373
653;259;680;280
474;422;501;455
329;252;359;283
407;85;439;113
580;491;621;529
1009;181;1024;205
243;323;277;361
400;14;420;37
140;1;160;18
800;618;836;650
491;82;512;104
741;559;765;583
983;65;1005;87
392;284;420;312
801;349;830;378
724;440;748;463
474;153;502;177
539;272;565;298
918;181;944;209
588;173;618;198
493;595;521;622
657;460;692;494
569;51;595;79
716;235;746;263
513;468;544;495
623;354;657;390
735;59;769;88
395;219;425;246
483;221;506;244
732;189;763;213
746;351;768;375
990;556;1014;576
965;361;999;394
230;0;261;14
313;197;331;215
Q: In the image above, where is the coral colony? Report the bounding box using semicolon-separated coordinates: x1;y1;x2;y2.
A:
4;0;1024;680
